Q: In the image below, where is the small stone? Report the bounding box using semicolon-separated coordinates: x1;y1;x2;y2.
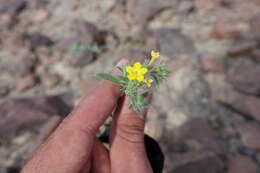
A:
211;20;248;39
229;40;257;57
16;75;37;92
34;9;48;22
3;34;26;53
252;49;260;63
167;152;222;173
228;155;257;173
154;28;196;59
12;56;37;77
0;14;15;28
194;0;220;10
72;20;98;45
227;58;260;95
24;32;54;51
211;84;260;122
173;119;225;154
0;96;70;142
53;37;79;53
27;0;48;8
0;0;27;17
41;73;59;89
67;50;95;68
0;86;9;98
127;0;167;24
250;12;260;34
202;54;225;73
115;48;148;63
168;59;191;74
237;122;260;151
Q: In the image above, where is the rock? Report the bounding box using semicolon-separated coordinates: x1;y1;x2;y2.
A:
250;12;260;34
211;84;260;122
34;9;49;22
228;40;257;57
228;155;257;173
227;58;260;95
127;0;167;24
211;20;248;39
154;28;196;59
202;54;225;73
3;34;25;53
27;0;48;8
252;49;260;63
0;86;9;98
236;122;260;151
178;0;195;13
53;37;79;53
72;20;99;45
11;56;37;78
166;152;222;173
194;0;220;10
172;119;225;154
0;14;16;28
168;59;191;74
24;33;54;51
67;50;95;67
115;48;148;63
41;73;60;89
3;33;53;53
0;0;27;17
16;75;37;92
130;24;152;43
0;96;70;142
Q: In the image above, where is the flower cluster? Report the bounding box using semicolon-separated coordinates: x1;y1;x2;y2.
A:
97;51;169;113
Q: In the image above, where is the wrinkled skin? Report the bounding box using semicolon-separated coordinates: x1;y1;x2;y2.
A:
22;59;153;173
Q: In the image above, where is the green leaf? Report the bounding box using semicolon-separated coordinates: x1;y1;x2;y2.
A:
142;91;150;98
97;73;126;85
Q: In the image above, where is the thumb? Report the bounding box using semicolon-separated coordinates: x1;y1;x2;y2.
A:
110;96;152;173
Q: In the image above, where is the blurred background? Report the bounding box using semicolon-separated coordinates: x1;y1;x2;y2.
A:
0;0;260;172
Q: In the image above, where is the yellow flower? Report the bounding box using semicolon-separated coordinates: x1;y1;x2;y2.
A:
144;78;153;87
151;50;160;59
126;62;148;81
149;50;160;65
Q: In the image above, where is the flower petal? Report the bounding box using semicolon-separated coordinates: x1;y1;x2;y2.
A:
140;68;148;75
136;75;144;81
133;62;142;69
151;50;160;59
128;74;136;80
126;66;133;73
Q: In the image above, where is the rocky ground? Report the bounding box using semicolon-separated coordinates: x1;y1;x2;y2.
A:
0;0;260;172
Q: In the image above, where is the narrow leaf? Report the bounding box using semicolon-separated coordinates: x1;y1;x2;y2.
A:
97;73;123;85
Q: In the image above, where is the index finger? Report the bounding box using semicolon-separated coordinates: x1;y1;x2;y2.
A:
67;59;128;134
22;59;128;173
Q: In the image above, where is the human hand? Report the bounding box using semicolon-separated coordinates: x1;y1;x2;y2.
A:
21;59;153;173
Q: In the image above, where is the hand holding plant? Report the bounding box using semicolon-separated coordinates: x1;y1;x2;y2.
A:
97;51;169;113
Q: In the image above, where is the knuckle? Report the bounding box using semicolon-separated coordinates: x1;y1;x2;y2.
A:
117;115;145;144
